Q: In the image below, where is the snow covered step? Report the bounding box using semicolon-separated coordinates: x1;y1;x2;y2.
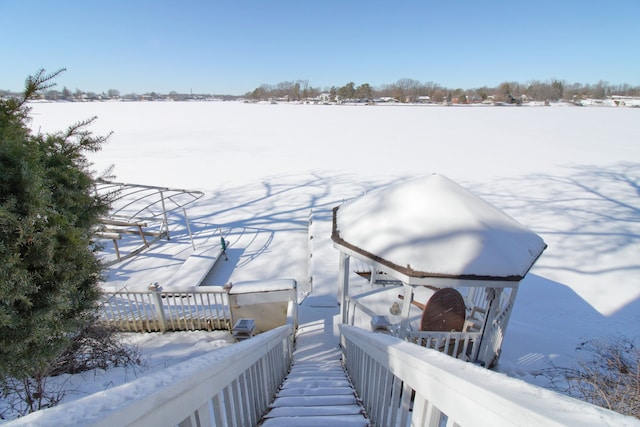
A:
287;366;346;375
259;359;370;426
279;378;352;388
260;415;371;427
265;404;364;417
276;386;355;397
286;370;347;378
289;365;344;376
290;360;343;367
287;365;345;371
270;394;358;408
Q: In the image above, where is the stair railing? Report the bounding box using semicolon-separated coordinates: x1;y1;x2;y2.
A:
9;323;295;427
339;324;635;427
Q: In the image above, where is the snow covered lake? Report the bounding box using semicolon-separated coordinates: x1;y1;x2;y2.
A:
27;100;639;394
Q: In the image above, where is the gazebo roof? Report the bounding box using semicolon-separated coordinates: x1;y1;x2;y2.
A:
331;174;546;281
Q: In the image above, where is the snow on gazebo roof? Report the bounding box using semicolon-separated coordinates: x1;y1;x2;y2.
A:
332;174;546;281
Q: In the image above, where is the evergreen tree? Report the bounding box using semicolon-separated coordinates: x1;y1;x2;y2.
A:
0;69;110;379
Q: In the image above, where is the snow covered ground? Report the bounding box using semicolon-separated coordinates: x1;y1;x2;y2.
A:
20;101;640;413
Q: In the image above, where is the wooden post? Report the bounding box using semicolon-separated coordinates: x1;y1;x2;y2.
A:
113;238;120;259
338;252;350;324
369;268;377;285
477;287;502;367
137;224;149;247
183;207;196;250
307;210;313;296
160;190;170;240
149;283;167;332
484;286;519;367
398;283;414;338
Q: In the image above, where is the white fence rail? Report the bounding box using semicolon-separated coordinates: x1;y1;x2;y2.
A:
405;330;482;361
340;324;636;427
99;288;231;332
9;324;295;427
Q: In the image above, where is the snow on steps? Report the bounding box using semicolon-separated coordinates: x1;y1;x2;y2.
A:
260;360;370;427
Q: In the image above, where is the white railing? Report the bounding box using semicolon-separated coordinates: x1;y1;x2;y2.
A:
348;295;483;363
405;330;482;361
99;288;231;332
9;324;295;427
340;324;636;427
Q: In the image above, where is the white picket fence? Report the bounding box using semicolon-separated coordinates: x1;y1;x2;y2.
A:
99;288;231;332
8;323;295;427
340;324;636;427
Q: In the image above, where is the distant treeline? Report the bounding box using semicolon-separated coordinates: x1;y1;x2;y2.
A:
2;78;639;104
248;79;640;104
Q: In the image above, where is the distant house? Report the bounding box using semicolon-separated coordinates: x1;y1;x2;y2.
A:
375;97;399;103
318;93;331;104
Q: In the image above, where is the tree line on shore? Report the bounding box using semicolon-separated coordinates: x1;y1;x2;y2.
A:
249;78;640;104
2;78;639;104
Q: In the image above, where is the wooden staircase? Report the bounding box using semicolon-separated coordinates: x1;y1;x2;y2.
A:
259;359;370;426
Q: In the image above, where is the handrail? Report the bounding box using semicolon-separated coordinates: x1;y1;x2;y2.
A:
8;324;295;427
339;324;636;427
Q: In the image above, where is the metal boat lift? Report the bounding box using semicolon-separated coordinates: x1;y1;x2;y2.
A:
93;179;204;265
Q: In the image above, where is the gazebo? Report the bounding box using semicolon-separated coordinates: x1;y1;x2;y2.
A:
332;174;546;367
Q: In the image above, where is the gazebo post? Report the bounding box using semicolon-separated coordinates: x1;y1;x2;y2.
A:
478;285;520;367
478;287;504;367
338;252;350;323
398;284;414;338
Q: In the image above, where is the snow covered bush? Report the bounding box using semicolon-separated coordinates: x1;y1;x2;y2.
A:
1;319;143;418
540;335;639;418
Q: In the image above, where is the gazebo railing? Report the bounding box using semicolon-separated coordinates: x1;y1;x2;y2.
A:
346;293;483;362
405;330;482;361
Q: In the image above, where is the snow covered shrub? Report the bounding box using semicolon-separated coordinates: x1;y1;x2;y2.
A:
1;318;143;419
540;335;639;418
48;318;143;376
1;370;69;417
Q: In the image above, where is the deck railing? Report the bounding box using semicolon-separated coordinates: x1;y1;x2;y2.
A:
405;330;482;361
99;287;231;332
340;324;634;427
348;295;483;362
9;323;295;427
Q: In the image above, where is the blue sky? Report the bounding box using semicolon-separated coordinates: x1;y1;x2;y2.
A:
2;0;639;95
